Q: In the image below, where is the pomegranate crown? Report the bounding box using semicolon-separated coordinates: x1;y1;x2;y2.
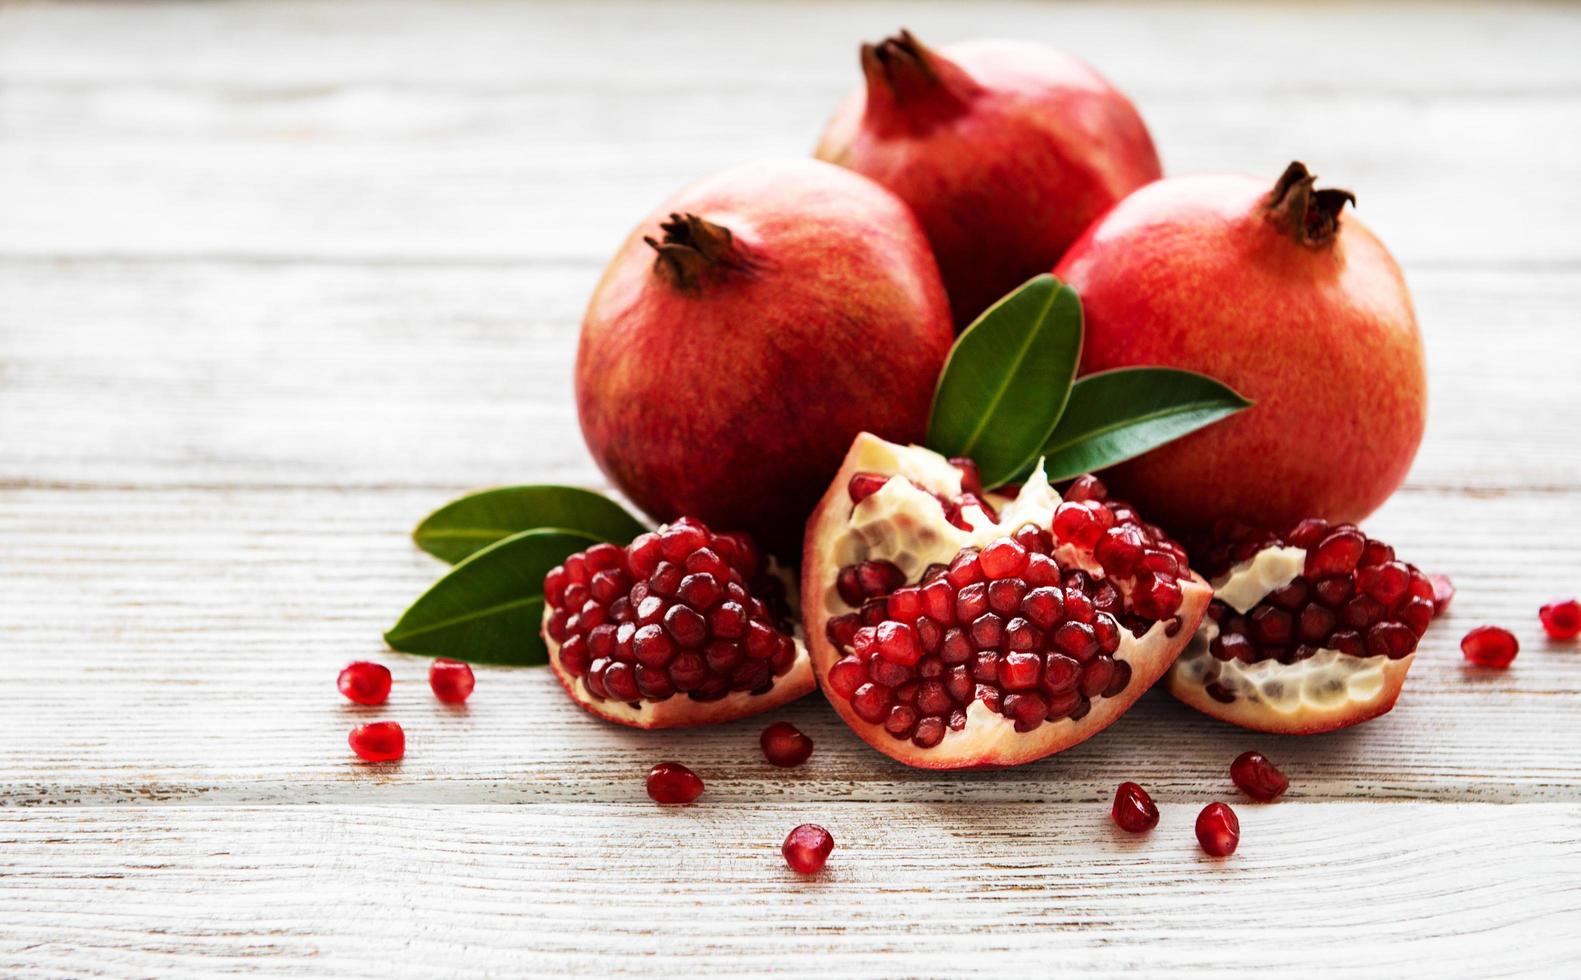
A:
860;29;980;131
1262;161;1357;249
643;213;755;291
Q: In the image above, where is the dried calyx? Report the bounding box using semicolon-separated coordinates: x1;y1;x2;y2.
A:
644;213;756;290
1262;161;1356;248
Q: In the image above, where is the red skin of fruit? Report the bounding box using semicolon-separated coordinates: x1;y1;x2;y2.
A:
348;721;405;763
817;34;1161;330
1539;599;1581;640
428;658;475;704
337;661;391;706
782;824;835;875
577;159;954;558
1055;165;1427;535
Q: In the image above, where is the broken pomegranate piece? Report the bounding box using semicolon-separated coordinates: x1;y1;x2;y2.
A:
542;519;814;729
1167;519;1435;734
801;434;1211;769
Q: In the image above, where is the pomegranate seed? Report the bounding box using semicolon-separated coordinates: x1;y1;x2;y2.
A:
337;661;391;705
1230;751;1288;801
761;722;814;768
1306;529;1365;577
875;620;922;665
427;658;476;704
1064;474;1107;502
1195;802;1240;856
781;824;834;875
827;657;867;698
646;762;704;804
1111;781;1159;833
1429;574;1455;615
848;472;888;504
348;721;405;762
1539;599;1581;640
1461;626;1519;668
979;538;1028;578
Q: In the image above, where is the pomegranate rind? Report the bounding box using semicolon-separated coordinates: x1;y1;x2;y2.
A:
541;564;815;730
802;433;1211;770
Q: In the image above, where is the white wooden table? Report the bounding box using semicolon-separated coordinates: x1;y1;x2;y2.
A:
3;1;1580;975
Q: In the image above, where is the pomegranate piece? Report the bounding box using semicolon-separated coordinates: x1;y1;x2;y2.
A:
1539;599;1581;640
1461;626;1519;668
781;824;834;875
337;661;391;705
1429;574;1456;616
1230;751;1289;802
1111;781;1159;833
1169;519;1434;735
761;721;814;768
428;658;475;704
542;519;815;730
802;435;1212;770
1195;802;1240;857
348;721;405;762
646;762;705;805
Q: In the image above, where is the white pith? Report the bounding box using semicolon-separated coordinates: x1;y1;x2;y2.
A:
542;558;815;729
1167;543;1417;734
802;433;1211;769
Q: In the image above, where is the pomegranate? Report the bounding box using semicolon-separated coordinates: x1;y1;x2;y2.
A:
646;762;705;804
1461;626;1519;668
1540;599;1581;640
1111;782;1159;833
348;721;405;763
816;31;1161;329
1195;802;1240;857
337;661;391;705
577;159;953;558
542;520;815;729
1230;751;1289;802
781;824;834;875
1055;162;1426;534
801;434;1211;769
760;722;814;768
1167;518;1436;734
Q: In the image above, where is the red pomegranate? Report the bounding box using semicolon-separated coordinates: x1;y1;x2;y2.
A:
816;31;1161;329
542;520;815;729
1055;162;1427;534
1167;518;1436;734
577;159;953;558
802;435;1210;769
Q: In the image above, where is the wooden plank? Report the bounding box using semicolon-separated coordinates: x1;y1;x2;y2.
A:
1;804;1578;976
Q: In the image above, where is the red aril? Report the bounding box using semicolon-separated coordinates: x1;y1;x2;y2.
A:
577;159;953;558
348;721;405;763
1430;574;1456;616
646;762;705;804
761;722;814;768
1461;626;1519;668
801;435;1211;769
1196;802;1240;857
1539;599;1581;640
337;661;391;705
1056;162;1426;534
428;658;475;704
816;32;1160;329
781;824;834;874
1230;751;1289;802
1112;782;1159;833
1167;519;1435;734
543;519;814;729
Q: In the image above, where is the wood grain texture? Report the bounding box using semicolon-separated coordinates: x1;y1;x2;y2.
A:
1;0;1579;975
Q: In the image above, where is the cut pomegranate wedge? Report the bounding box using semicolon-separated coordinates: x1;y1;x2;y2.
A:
542;519;815;728
802;435;1211;769
1167;519;1433;734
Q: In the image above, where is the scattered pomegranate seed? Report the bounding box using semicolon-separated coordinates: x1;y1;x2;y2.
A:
1461;625;1519;668
646;762;705;804
337;661;391;705
1429;574;1455;616
1111;781;1159;833
1539;599;1581;640
428;658;476;703
781;824;834;874
348;721;405;762
1195;802;1240;857
1230;751;1289;802
761;721;814;768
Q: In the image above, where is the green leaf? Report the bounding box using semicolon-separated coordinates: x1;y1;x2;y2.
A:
1031;367;1253;481
926;274;1082;489
385;528;599;665
413;485;647;563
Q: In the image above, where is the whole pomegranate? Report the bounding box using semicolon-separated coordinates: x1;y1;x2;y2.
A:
816;31;1161;329
577;159;953;558
1055;162;1427;534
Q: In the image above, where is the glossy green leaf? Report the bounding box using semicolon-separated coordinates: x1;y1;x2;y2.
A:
413;485;647;563
926;274;1082;489
385;528;599;665
1032;367;1253;481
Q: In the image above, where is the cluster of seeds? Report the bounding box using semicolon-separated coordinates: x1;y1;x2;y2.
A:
1199;519;1436;678
338;658;476;762
544;518;798;705
826;473;1190;747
